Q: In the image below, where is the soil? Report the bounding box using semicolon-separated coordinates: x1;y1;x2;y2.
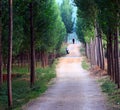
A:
23;44;115;110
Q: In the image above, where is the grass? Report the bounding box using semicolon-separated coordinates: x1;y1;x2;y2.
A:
81;59;90;70
3;66;29;74
99;77;120;106
0;62;56;110
80;46;90;70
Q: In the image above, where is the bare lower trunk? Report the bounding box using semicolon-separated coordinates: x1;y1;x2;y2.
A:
41;51;48;68
115;26;120;87
30;2;35;87
0;0;2;87
110;34;114;81
7;0;13;107
107;41;111;76
99;37;104;70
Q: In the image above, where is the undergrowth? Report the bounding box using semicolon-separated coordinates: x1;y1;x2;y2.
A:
81;59;90;70
3;66;29;74
99;77;120;106
0;62;56;110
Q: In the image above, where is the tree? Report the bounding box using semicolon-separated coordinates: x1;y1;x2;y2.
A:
0;0;2;87
33;0;66;67
7;0;13;107
75;0;104;69
60;0;74;33
95;0;120;87
29;1;35;87
75;0;120;87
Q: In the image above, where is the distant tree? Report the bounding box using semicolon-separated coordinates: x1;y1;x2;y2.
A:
76;17;85;43
60;0;73;33
33;0;66;67
75;0;104;69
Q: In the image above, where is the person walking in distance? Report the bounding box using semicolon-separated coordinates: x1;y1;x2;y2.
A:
72;38;75;44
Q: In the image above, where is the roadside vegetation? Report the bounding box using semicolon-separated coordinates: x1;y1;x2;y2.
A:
0;61;56;110
81;59;90;70
99;77;120;108
80;45;90;70
0;0;74;108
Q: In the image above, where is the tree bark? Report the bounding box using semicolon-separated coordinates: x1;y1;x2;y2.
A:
99;37;104;70
107;40;111;76
7;0;13;107
0;0;3;87
30;2;35;88
115;26;120;87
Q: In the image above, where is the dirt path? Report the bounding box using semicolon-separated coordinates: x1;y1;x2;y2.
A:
23;44;110;110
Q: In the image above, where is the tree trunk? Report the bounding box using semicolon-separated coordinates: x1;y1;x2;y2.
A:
107;40;111;76
115;26;120;87
114;35;117;83
96;37;100;67
42;51;45;68
95;21;104;70
99;37;104;70
30;2;35;88
110;34;114;81
27;52;30;71
7;0;13;107
0;0;3;87
20;52;23;67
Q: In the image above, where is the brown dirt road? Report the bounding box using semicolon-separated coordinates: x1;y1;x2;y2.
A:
23;44;113;110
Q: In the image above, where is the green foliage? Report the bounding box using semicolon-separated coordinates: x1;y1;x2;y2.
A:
76;15;94;43
58;43;68;56
95;0;120;35
81;59;90;70
76;17;85;43
75;0;97;26
33;0;66;53
60;0;74;33
99;77;120;105
0;63;56;110
2;0;66;62
75;0;97;43
3;66;29;74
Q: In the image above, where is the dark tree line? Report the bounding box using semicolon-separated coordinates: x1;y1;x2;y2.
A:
0;0;67;108
75;0;120;87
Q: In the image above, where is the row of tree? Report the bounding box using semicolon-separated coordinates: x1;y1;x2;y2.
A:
75;0;120;86
0;0;75;108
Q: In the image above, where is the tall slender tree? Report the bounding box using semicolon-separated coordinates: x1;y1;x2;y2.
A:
29;1;35;87
7;0;13;107
0;0;2;87
60;0;73;33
